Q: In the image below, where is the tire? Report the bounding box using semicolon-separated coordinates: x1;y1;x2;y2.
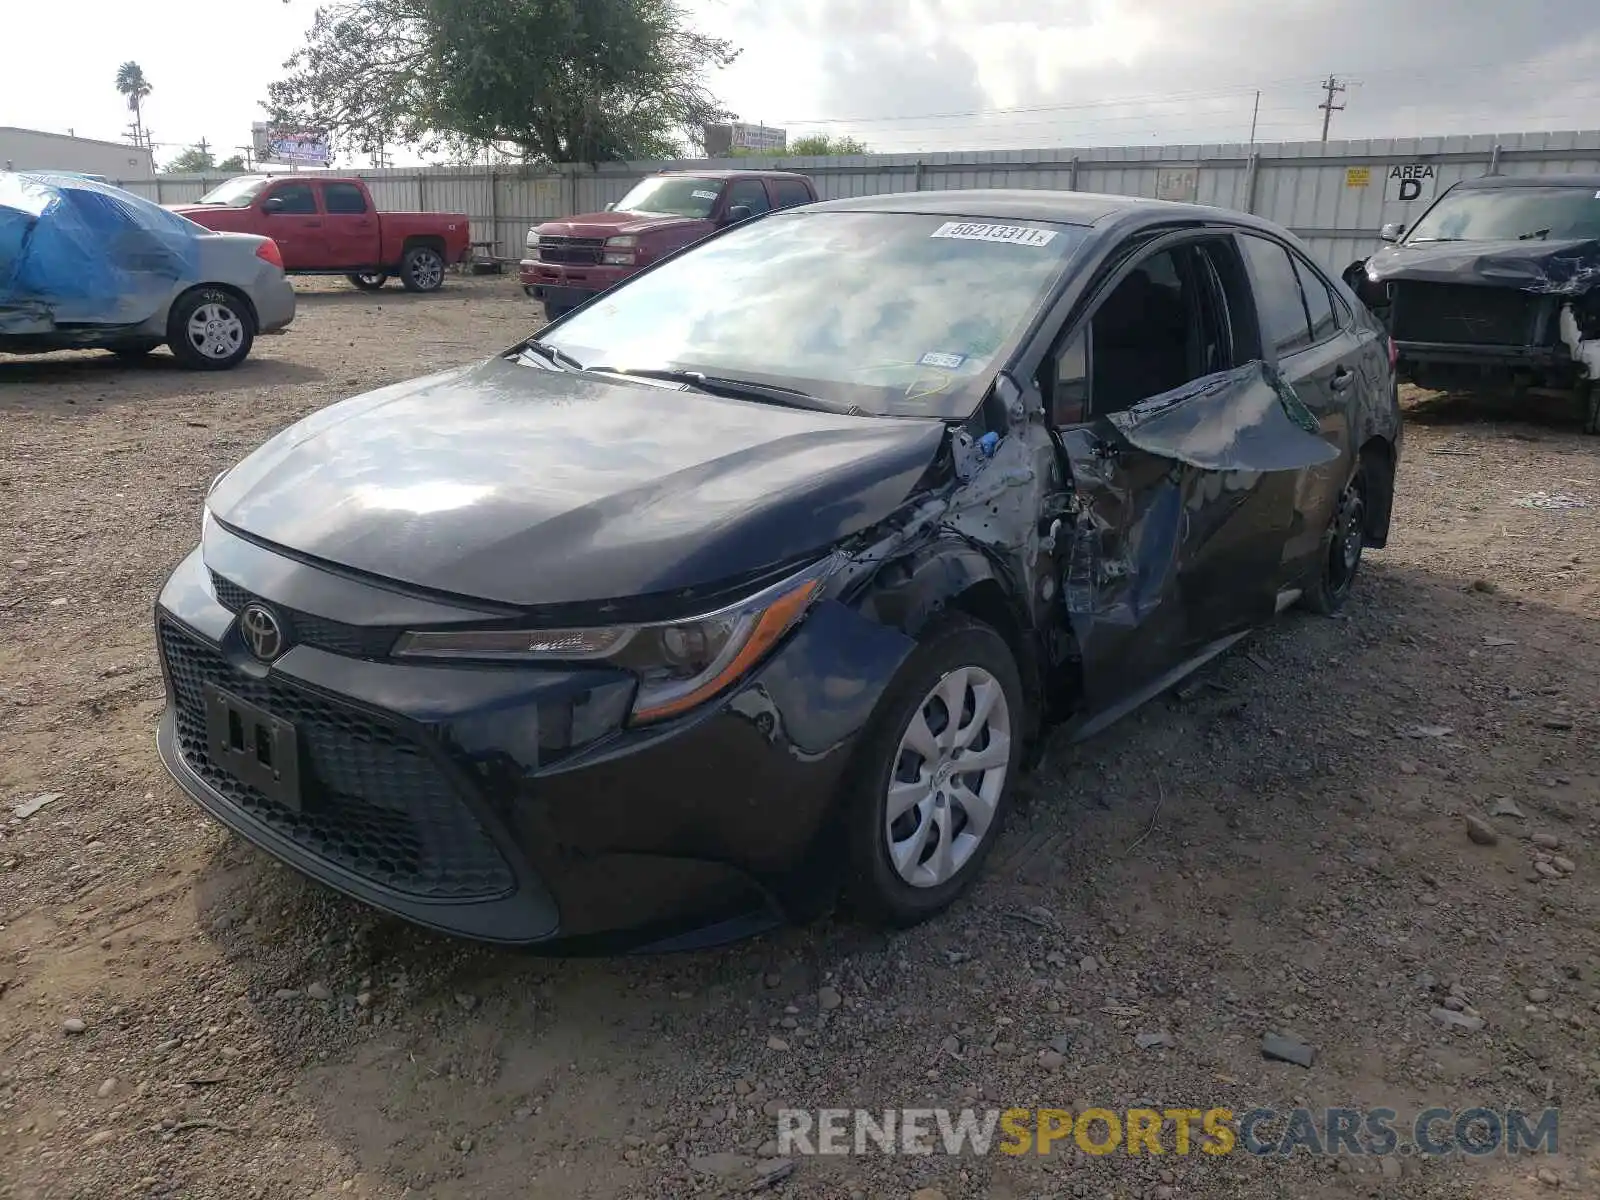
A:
346;273;388;291
110;340;161;361
166;287;255;371
1302;466;1367;614
1583;382;1600;436
843;616;1024;927
542;303;571;320
523;285;539;298
399;245;445;292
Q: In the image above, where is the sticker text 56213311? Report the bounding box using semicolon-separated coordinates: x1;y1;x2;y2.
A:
931;221;1058;248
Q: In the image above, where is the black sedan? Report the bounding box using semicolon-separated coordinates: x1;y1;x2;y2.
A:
155;190;1401;950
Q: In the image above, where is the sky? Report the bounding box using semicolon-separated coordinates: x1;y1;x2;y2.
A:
3;0;1599;167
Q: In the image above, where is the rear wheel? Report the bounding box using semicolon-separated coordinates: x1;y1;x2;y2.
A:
844;617;1023;927
399;245;445;292
166;288;255;371
1583;381;1600;435
346;273;388;291
1302;468;1366;614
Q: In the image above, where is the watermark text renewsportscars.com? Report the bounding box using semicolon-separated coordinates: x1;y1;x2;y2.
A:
776;1107;1559;1158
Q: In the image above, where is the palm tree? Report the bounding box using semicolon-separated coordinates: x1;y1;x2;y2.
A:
115;62;152;148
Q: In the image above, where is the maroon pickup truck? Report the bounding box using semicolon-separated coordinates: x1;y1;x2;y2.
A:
521;169;818;316
172;176;471;293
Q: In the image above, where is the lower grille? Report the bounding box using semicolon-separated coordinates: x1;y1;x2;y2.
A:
209;571;397;660
537;235;604;265
1389;281;1546;347
160;619;514;900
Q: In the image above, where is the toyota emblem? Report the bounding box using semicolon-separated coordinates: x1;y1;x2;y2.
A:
239;604;286;661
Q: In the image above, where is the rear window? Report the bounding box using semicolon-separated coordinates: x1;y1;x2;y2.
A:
1240;235;1313;356
1406;185;1600;243
322;182;368;214
772;179;813;209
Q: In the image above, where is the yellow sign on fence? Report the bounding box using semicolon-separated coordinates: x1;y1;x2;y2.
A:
1346;166;1372;188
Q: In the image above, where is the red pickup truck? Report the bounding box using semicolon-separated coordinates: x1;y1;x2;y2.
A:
521;169;818;316
172;176;471;293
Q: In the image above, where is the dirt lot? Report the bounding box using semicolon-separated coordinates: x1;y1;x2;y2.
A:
2;276;1597;1200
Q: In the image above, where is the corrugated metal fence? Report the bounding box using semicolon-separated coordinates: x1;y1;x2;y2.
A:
119;130;1600;275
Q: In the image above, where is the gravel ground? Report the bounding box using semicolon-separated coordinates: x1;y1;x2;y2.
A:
2;276;1598;1200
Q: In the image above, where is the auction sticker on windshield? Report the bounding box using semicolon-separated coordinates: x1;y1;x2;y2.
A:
931;221;1058;248
918;351;967;370
692;189;719;200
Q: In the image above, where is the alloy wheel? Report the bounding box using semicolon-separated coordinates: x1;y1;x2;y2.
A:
884;665;1012;888
410;250;444;290
1326;480;1365;599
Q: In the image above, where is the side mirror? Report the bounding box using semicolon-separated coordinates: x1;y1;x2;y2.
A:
726;204;753;224
1379;221;1405;243
262;196;285;214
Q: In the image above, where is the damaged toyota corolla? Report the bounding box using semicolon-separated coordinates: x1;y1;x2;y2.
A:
1346;173;1600;433
155;190;1401;950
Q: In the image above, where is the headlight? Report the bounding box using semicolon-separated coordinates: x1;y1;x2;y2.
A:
393;558;833;723
525;230;541;251
604;235;638;248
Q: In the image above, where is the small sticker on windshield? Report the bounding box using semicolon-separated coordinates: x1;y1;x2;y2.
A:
918;350;967;370
692;189;719;200
931;221;1057;248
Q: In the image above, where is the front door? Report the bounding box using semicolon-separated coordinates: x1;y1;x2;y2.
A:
258;181;323;270
1039;234;1335;716
317;181;383;269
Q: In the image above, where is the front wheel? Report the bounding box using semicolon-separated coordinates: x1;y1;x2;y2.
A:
166;288;255;371
399;245;445;292
1302;470;1366;614
844;617;1024;927
347;273;388;291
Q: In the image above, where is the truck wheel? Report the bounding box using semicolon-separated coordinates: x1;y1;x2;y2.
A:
400;246;445;292
347;273;389;291
1584;382;1600;435
166;287;255;371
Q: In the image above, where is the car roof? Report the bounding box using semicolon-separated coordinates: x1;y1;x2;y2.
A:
1452;173;1600;190
657;169;812;180
805;188;1244;229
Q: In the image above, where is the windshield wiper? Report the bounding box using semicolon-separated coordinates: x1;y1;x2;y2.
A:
1406;237;1462;243
584;367;851;413
1518;228;1551;241
512;338;584;371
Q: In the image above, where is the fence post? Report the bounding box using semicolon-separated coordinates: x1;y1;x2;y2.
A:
154;177;164;204
914;160;924;191
1488;143;1502;176
417;171;426;212
568;166;578;217
1243;150;1260;215
488;167;500;259
1069;156;1080;191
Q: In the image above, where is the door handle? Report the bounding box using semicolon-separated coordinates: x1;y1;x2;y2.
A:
1330;367;1354;392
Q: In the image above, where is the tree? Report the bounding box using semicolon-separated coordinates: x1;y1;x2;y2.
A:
164;144;216;174
266;0;738;164
218;154;247;172
787;134;869;157
115;61;152;147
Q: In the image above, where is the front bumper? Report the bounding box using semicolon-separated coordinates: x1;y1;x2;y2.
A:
1395;339;1575;371
517;258;634;306
153;534;913;947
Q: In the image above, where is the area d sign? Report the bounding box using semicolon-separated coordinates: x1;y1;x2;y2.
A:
1384;163;1438;203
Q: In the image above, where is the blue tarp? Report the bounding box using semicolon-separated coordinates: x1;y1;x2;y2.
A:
0;172;202;331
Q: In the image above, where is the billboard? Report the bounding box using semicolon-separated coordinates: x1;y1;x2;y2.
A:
251;122;332;167
730;122;786;152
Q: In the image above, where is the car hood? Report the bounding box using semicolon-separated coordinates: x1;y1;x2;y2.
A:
1365;236;1600;295
206;357;946;608
535;211;710;239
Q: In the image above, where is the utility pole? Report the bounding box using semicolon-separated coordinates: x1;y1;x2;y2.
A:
235;144;255;170
197;137;211;159
1318;75;1346;143
1248;90;1261;144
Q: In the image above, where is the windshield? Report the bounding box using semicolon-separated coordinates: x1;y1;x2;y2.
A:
613;176;724;218
196;177;272;207
538;210;1086;418
1406;185;1600;243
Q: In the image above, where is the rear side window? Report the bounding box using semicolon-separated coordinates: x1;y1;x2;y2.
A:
727;179;773;217
322;183;368;215
267;183;317;215
1240;235;1312;356
1291;254;1340;343
771;179;812;209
